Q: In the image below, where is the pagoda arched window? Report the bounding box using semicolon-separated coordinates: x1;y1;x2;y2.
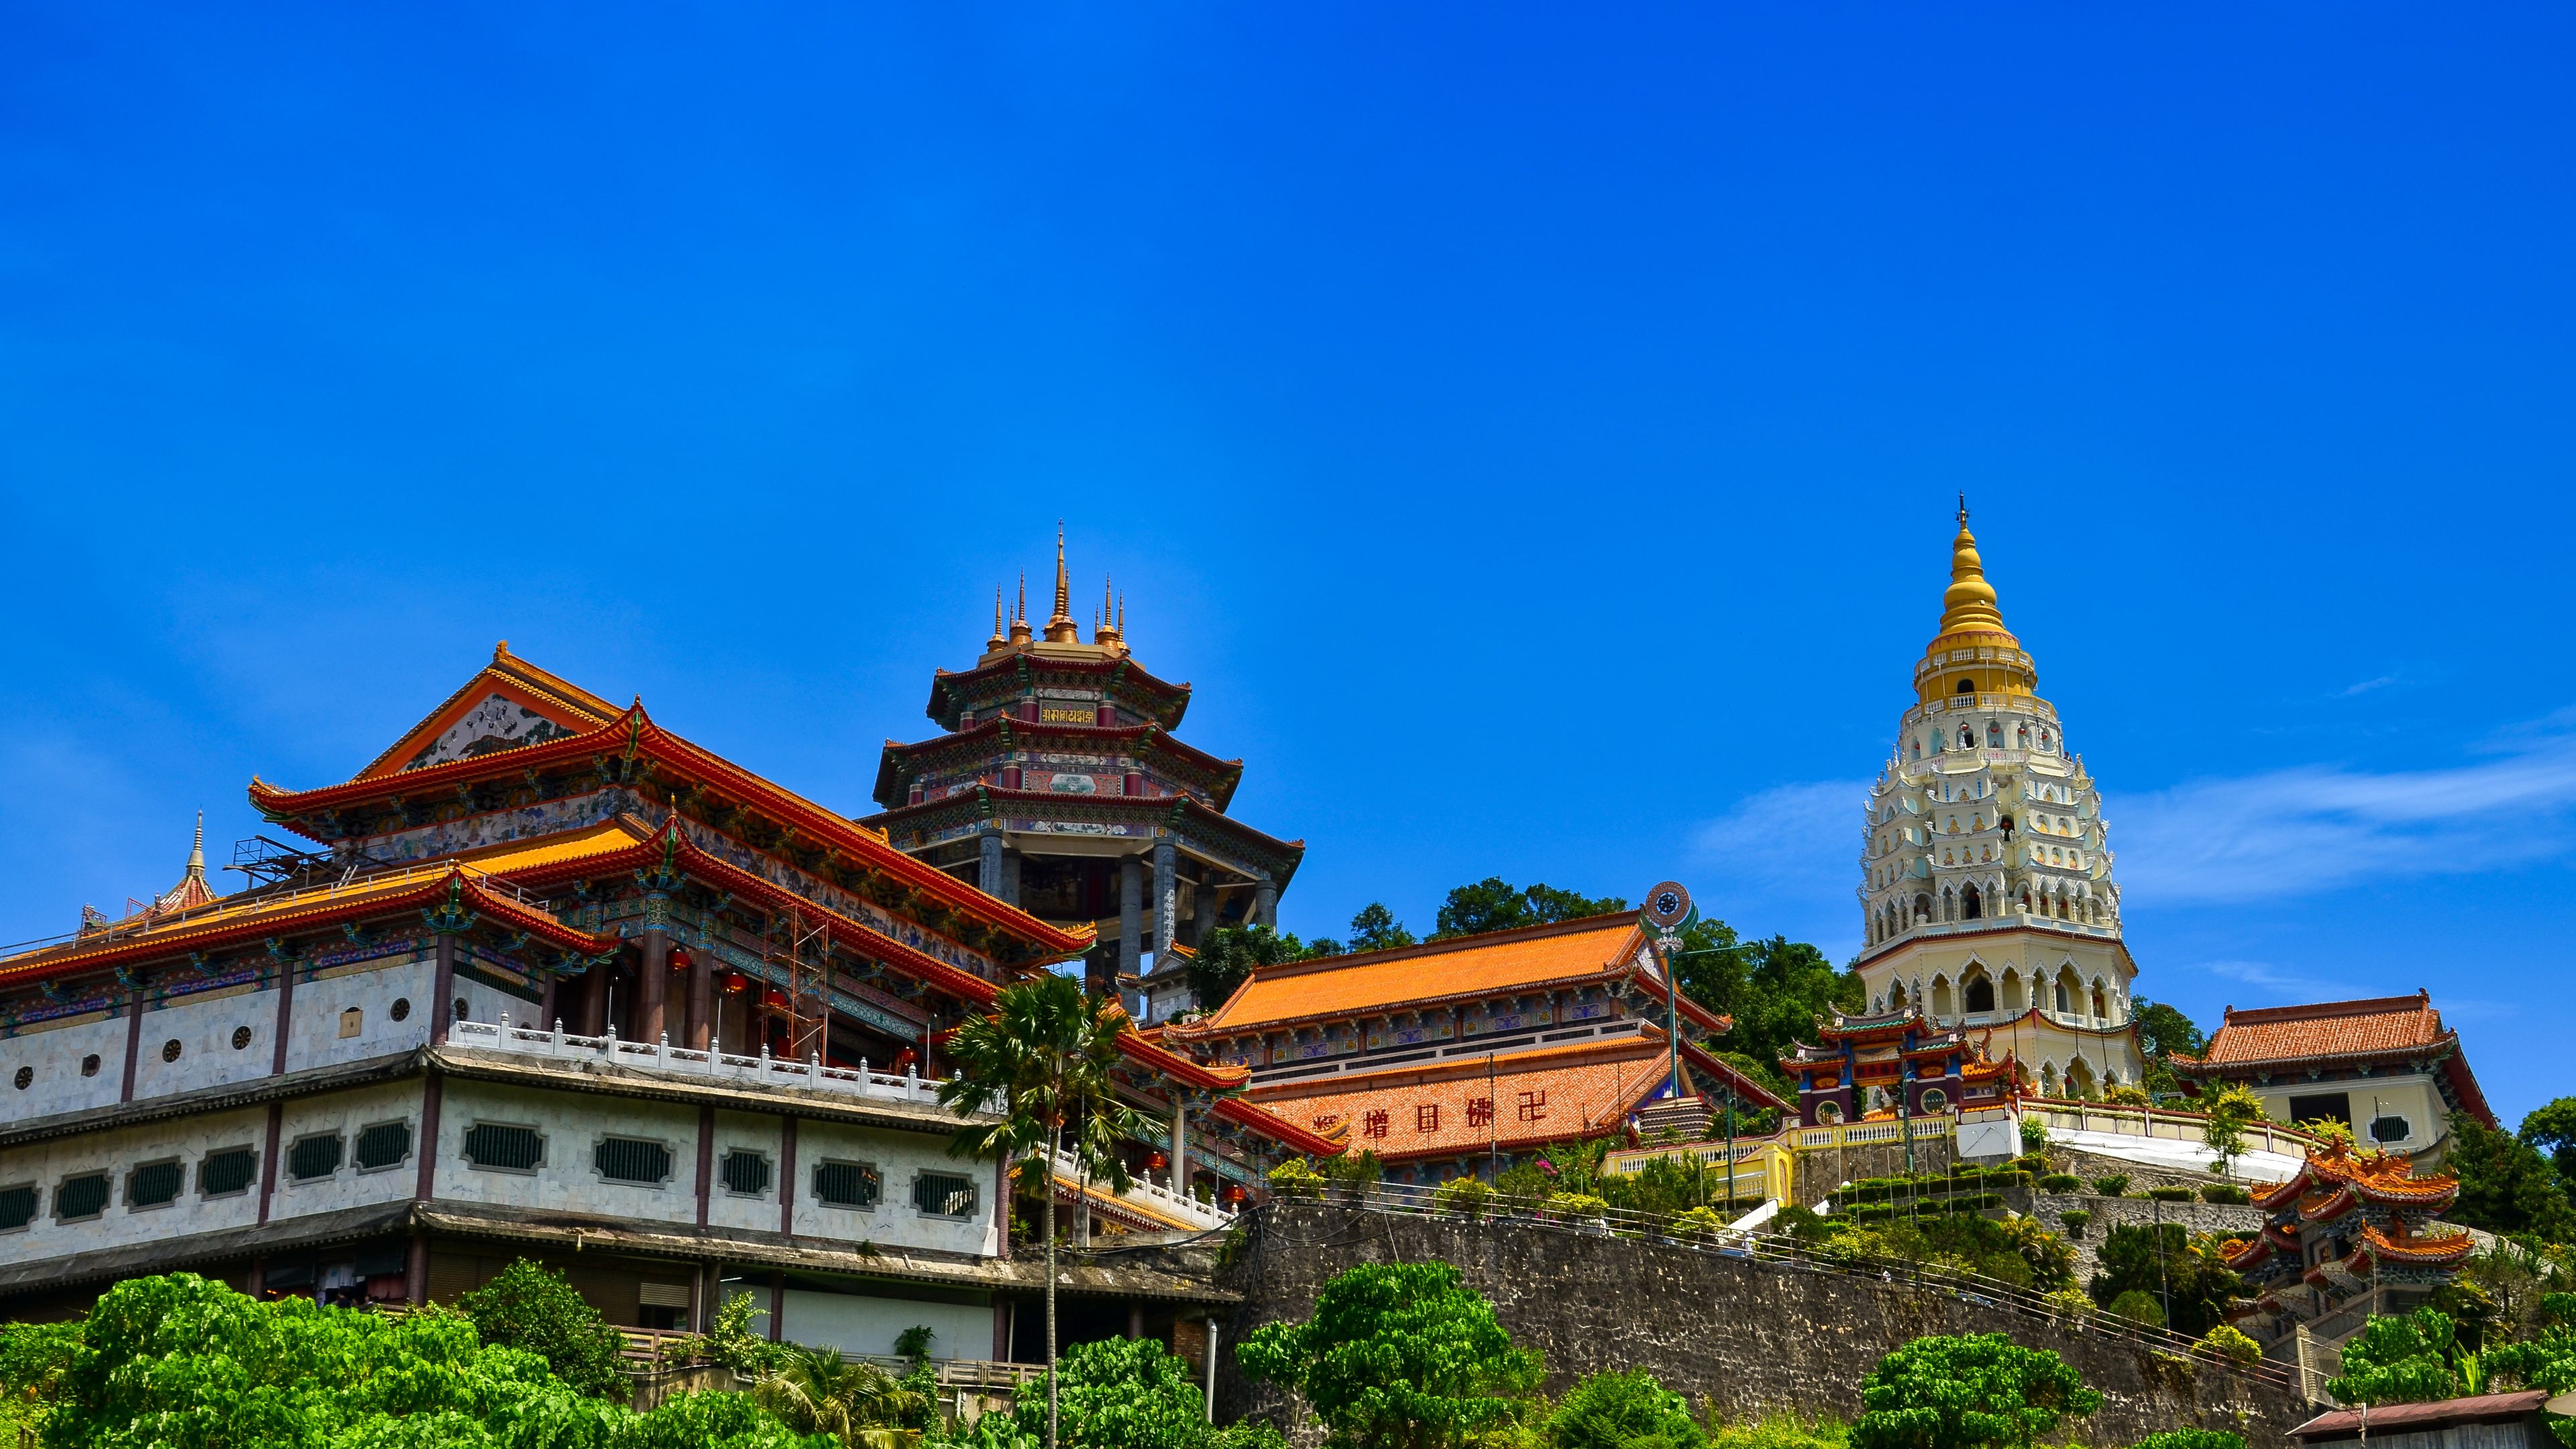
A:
2054;980;2071;1013
1964;976;1995;1013
1986;722;2003;748
2017;724;2030;747
1959;724;1974;749
1960;884;1982;920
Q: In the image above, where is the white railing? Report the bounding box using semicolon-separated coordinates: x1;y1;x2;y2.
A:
1046;1146;1234;1232
447;1015;950;1106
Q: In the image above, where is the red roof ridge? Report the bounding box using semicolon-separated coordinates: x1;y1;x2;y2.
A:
2219;989;2434;1026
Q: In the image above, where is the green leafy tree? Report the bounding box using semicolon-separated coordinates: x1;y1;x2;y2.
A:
1851;1333;2101;1449
1432;878;1627;939
2448;1113;2576;1241
1668;924;1862;1083
2129;1000;2207;1097
753;1344;924;1446
2521;1098;2576;1183
941;971;1160;1449
1012;1336;1211;1449
1187;926;1328;1009
2199;1084;2264;1179
2088;1224;2243;1337
456;1256;634;1399
1236;1260;1542;1449
1346;904;1418;953
2328;1309;2465;1404
7;1271;822;1448
1544;1368;1707;1449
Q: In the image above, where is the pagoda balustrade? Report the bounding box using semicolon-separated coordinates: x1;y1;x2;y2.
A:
449;1014;953;1106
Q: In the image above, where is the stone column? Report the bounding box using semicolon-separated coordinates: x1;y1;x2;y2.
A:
1118;857;1143;996
979;830;1006;898
1169;1102;1188;1192
579;964;608;1036
429;933;458;1044
1192;877;1216;946
1152;839;1177;958
1252;872;1277;929
639;895;670;1043
1000;849;1022;908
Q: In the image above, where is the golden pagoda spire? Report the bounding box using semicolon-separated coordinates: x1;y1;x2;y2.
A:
154;811;217;914
1939;493;2007;635
1043;523;1079;643
1094;574;1122;645
1008;575;1032;646
987;588;1007;651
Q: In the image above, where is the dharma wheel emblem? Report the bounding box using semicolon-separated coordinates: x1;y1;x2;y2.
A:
1642;881;1693;930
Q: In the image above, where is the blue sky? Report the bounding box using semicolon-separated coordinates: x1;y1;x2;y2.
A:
4;5;2573;1122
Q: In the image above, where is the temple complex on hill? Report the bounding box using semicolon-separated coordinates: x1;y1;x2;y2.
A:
0;641;1332;1353
2174;993;2495;1166
859;533;1305;1025
1159;915;1786;1183
1845;502;2145;1099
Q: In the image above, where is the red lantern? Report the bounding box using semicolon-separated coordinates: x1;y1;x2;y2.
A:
1221;1184;1249;1205
722;972;750;995
761;989;788;1011
1144;1151;1168;1171
669;948;692;973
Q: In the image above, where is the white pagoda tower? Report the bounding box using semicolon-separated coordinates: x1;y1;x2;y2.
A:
1854;502;2144;1098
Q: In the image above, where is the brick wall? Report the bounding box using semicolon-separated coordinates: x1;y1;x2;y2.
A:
1218;1203;2310;1449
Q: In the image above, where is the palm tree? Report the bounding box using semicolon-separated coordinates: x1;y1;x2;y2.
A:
938;971;1157;1449
753;1345;923;1447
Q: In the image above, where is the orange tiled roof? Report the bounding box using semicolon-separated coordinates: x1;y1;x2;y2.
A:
1243;1036;1674;1163
1175;916;1649;1035
2197;991;2451;1065
2361;1221;2475;1267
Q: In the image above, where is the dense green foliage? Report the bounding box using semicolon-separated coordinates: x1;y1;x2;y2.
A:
1851;1334;2100;1449
1433;879;1629;940
1772;1204;2076;1293
2452;1112;2576;1241
2087;1224;2242;1336
2129;1432;2244;1449
2328;1308;2467;1404
1013;1336;1215;1449
1704;1413;1850;1449
1345;904;1419;953
1186;926;1332;1010
457;1257;635;1399
1542;1369;1706;1449
0;1272;826;1448
2129;1000;2207;1098
1666;924;1864;1095
1237;1261;1542;1449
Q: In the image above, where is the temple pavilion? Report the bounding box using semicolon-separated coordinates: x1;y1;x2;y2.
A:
1160;914;1786;1183
859;533;1305;1024
1778;1009;2017;1127
0;643;1335;1350
2171;992;2495;1167
2224;1142;2475;1342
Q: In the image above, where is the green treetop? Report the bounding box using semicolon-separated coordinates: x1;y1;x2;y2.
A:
1853;1333;2101;1449
1236;1260;1541;1449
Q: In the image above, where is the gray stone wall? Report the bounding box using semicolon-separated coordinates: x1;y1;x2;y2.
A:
2025;1193;2271;1279
1217;1203;2310;1449
1789;1137;1958;1205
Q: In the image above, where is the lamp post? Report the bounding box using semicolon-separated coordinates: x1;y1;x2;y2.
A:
1640;882;1699;1204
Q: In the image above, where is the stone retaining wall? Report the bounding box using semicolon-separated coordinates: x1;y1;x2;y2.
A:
2025;1193;2271;1279
1218;1203;2310;1449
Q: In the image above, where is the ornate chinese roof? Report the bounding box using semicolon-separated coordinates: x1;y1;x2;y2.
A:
2174;990;2494;1128
869;715;1244;812
1168;915;1727;1040
2359;1221;2475;1269
2253;1141;2460;1215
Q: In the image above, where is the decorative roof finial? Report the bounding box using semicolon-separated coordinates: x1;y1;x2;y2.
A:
1938;500;2006;635
189;810;204;875
1008;575;1032;646
1095;574;1121;645
987;588;1006;650
1044;522;1079;643
1958;491;1968;526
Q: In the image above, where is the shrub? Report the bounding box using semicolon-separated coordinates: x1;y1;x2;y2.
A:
2041;1287;2096;1321
2108;1289;2167;1327
2199;1184;2250;1205
1012;1335;1210;1449
2039;1174;2082;1193
1237;1260;1541;1449
2132;1433;2247;1449
2059;1211;2091;1239
1705;1411;1849;1449
1544;1368;1707;1449
2147;1185;2196;1203
2196;1325;2263;1366
1544;1192;1611;1220
2021;1118;2049;1155
1854;1332;2100;1449
455;1257;633;1399
1434;1176;1495;1219
1670;1205;1731;1241
2092;1175;2131;1197
1267;1157;1327;1200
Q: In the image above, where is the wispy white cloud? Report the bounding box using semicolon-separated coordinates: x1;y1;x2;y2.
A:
1690;780;1865;894
2114;726;2576;902
2337;675;2398;697
2183;958;2344;1001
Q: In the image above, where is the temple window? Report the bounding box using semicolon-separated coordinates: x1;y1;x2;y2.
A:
2369;1114;2412;1144
1964;977;1994;1013
1818;1101;1843;1124
1987;722;2003;748
2054;981;2071;1013
1919;1088;1948;1113
1956;678;1974;695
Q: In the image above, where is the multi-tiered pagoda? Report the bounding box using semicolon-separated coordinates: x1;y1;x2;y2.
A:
860;534;1305;1022
2224;1142;2473;1342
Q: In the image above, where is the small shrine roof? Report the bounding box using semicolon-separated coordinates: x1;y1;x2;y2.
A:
926;652;1191;731
870;716;1244;811
2196;991;2451;1065
1169;916;1721;1039
2360;1221;2476;1267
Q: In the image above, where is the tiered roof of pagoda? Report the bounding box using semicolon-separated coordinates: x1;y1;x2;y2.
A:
871;715;1244;812
2251;1140;2461;1215
2222;1141;2471;1275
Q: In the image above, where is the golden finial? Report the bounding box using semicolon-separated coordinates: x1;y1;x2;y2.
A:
987;588;1006;650
1095;574;1120;645
1044;523;1079;643
1939;498;2005;635
1008;575;1032;646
